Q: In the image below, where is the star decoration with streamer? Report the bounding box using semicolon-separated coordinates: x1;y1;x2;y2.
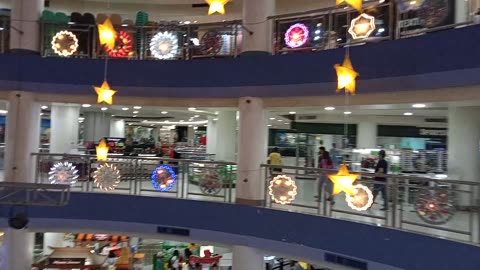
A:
206;0;228;15
334;53;358;95
96;139;109;161
94;80;117;105
328;163;358;196
336;0;362;12
97;18;117;50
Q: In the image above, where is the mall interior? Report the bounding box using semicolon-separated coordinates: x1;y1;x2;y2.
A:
0;0;479;269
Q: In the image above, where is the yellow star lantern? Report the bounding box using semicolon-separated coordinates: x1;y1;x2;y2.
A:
94;80;117;105
334;53;358;95
328;163;358;196
206;0;229;15
336;0;362;12
97;18;117;50
96;139;109;161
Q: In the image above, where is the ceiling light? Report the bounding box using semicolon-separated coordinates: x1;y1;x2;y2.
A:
78;117;85;121
194;20;198;23
184;21;191;25
122;107;129;111
284;122;289;125
150;124;155;126
82;104;91;108
277;119;283;122
101;107;108;111
188;107;196;111
344;111;352;115
112;114;116;117
325;107;335;111
180;120;185;122
165;120;170;123
267;124;273;127
133;106;142;109
41;105;48;110
269;117;276;120
404;112;413;116
0;110;7;114
188;125;193;127
40;113;44;116
215;111;219;115
133;115;137;118
194;126;198;130
121;23;128;27
412;103;426;108
161;111;168;114
194;115;200;118
133;111;139;114
289;111;296;115
142;120;147;123
213;118;218;121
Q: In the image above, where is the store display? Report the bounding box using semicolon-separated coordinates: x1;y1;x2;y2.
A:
284;23;309;48
94;163;121;191
189;250;222;266
200;31;223;55
206;0;229;15
345;184;374;211
49;161;79;185
96;139;109;161
107;30;134;58
151;165;177;192
268;175;297;205
199;168;223;195
51;30;79;57
336;0;362;11
348;13;376;39
328;163;358;196
97;18;117;50
149;31;179;60
415;187;455;225
334;52;358;95
94;80;117;105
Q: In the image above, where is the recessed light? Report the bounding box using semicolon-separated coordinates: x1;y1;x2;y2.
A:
82;104;91;108
112;115;116;117
289;111;296;114
213;118;218;121
188;107;196;111
194;115;200;118
165;120;170;123
184;20;191;24
121;23;128;27
41;105;48;110
0;110;7;114
133;115;137;118
161;111;168;114
101;107;108;111
325;107;335;111
412;103;426;108
78;117;85;121
40;113;44;116
142;120;147;123
404;112;413;116
180;120;184;122
194;20;198;23
150;124;155;126
284;122;289;125
344;111;352;115
188;125;193;127
133;106;142;109
269;117;276;120
133;111;139;114
277;119;283;122
267;124;273;127
215;111;219;115
122;107;129;111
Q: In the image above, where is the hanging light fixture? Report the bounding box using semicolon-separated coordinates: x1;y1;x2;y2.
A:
334;52;358;95
348;13;376;39
93;80;117;105
336;0;362;12
97;18;117;50
96;139;109;161
206;0;229;15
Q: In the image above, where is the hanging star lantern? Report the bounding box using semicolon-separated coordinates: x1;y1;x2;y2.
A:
334;53;358;95
328;163;358;196
97;18;117;50
336;0;362;12
94;80;116;105
348;13;376;39
206;0;229;15
96;139;109;161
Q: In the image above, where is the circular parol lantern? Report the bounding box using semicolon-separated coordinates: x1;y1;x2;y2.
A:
199;169;223;195
149;31;179;60
345;184;373;211
51;30;79;57
268;175;297;205
106;30;134;58
94;163;121;191
348;13;376;40
200;31;223;55
284;23;309;48
415;188;455;225
151;165;177;192
49;161;79;186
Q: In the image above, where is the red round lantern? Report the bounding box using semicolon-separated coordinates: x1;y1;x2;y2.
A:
106;31;134;58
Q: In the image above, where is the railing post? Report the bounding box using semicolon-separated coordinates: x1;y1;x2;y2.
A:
391;177;398;228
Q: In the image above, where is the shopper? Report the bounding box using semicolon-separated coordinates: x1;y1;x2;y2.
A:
103;250;118;268
319;151;335;203
373;150;389;210
329;143;339;168
317;146;326;167
170;250;181;270
184;248;193;270
268;147;283;175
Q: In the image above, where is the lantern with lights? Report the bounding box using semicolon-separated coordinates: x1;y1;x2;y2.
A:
345;184;374;211
284;23;309;48
415;188;455;225
106;30;134;58
96;139;109;161
93;80;117;105
334;53;358;95
348;13;376;39
51;30;79;57
94;163;121;191
206;0;229;15
151;165;177;192
199;169;223;195
97;18;117;50
49;161;79;186
268;175;298;205
150;32;179;60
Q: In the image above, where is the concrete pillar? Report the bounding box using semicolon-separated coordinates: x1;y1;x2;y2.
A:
447;106;480;206
10;0;43;53
109;119;125;138
232;245;264;270
43;233;65;255
241;0;275;54
215;111;236;162
84;112;111;142
357;122;378;149
236;97;267;205
1;229;35;270
4;92;40;182
206;116;217;156
50;104;80;153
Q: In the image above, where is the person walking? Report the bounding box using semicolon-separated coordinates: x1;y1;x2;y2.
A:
268;147;283;175
373;150;389;210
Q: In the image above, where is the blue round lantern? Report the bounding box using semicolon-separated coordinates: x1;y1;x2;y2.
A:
151;165;177;192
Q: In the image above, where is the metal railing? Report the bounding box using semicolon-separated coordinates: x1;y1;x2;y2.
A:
31;152;480;245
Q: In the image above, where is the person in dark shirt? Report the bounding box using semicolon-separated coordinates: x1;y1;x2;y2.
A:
373;150;388;210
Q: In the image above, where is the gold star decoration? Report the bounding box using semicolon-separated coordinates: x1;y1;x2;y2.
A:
96;139;109;161
206;0;229;15
94;80;117;105
328;163;358;196
336;0;362;12
348;13;376;40
97;18;117;50
334;52;358;95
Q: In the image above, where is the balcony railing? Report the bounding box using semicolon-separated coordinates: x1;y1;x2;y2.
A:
32;152;480;246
